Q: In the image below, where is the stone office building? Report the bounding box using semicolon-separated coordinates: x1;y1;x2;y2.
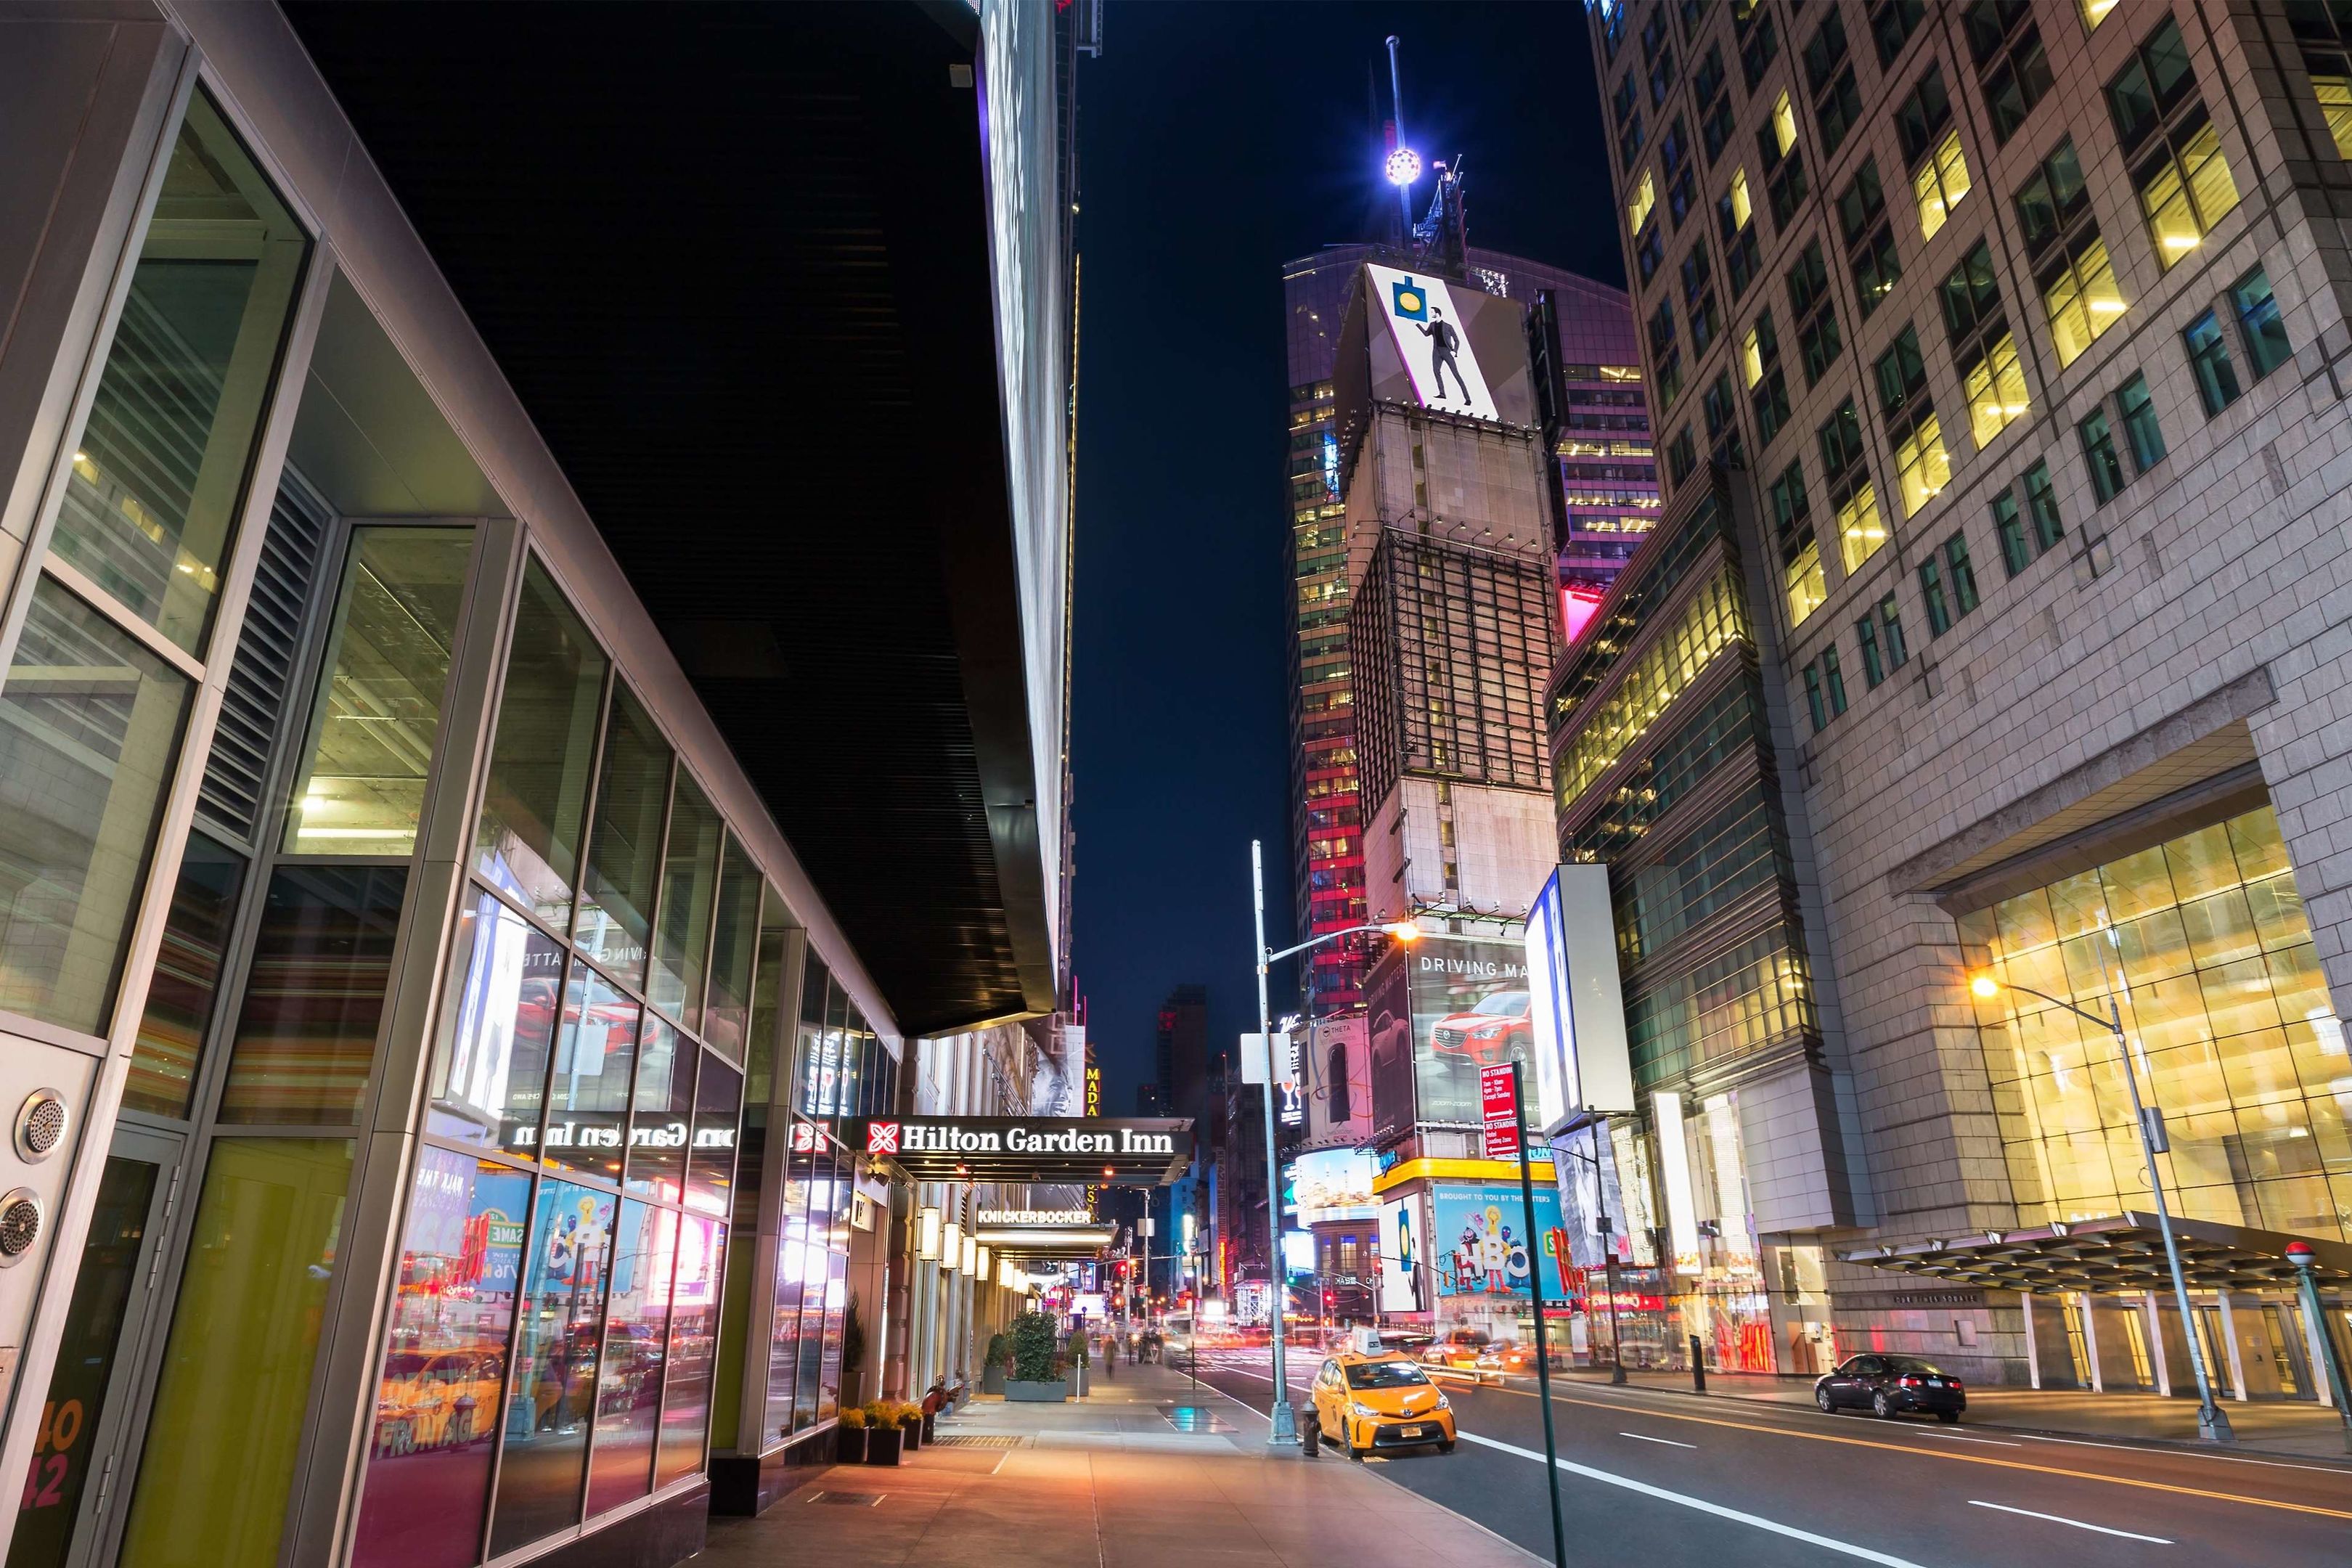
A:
1580;0;2351;1401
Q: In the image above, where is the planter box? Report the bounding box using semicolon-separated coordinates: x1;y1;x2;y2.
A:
866;1427;904;1466
836;1426;869;1464
981;1363;1006;1395
1003;1379;1069;1402
899;1421;920;1452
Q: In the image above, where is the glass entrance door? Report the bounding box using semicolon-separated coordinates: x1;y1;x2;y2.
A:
7;1128;182;1568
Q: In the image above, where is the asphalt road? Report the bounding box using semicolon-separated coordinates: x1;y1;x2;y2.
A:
1173;1346;2352;1567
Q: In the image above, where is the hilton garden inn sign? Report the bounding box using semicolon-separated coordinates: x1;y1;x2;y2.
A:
841;1116;1193;1184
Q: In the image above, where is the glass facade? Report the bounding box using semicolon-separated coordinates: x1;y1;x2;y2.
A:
1962;807;2352;1239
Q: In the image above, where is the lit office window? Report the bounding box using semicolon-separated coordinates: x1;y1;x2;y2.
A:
282;528;474;855
1914;129;1973;240
2039;237;2126;366
2132;110;2239;268
1963;333;2029;446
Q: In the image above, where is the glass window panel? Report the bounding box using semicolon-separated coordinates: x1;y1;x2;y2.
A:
648;772;721;1029
2126;971;2213;1051
657;1215;724;1485
0;577;192;1034
687;1053;743;1219
9;1155;159;1567
775;1133;817;1435
828;986;860;1122
584;1199;676;1517
116;1138;351;1568
123;833;245;1116
703;838;761;1060
2114;906;2192;983
51;92;308;658
746;881;791;1108
2098;846;2179;922
2264;942;2337;1031
575;685;670;986
489;1179;615;1556
543;966;637;1182
2144;1039;2232;1119
2213;1027;2305;1107
2178;888;2261;969
1993;887;2058;954
2046;869;2110;941
816;1247;847;1424
219;864;407;1125
474;560;608;929
791;1165;828;1431
2228;807;2291;880
2200;956;2285;1038
425;886;564;1153
796;960;833;1119
282;527;473;855
627;1013;692;1201
351;1147;527;1568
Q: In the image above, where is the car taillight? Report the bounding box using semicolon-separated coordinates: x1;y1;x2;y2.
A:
1898;1376;1924;1387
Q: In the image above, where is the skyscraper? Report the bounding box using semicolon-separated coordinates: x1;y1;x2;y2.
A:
1283;247;1652;1012
1577;0;2352;1397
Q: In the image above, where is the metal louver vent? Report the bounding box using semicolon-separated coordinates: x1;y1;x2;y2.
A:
15;1091;65;1162
196;465;332;844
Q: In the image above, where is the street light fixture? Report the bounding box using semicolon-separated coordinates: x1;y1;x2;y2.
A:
1967;957;2234;1442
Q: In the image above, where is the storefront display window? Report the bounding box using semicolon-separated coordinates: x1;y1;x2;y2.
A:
122;833;245;1116
49;91;307;659
0;579;192;1036
627;1015;693;1200
488;1177;613;1557
474;560;608;930
689;1055;743;1216
282;527;474;854
575;685;670;986
118;1138;352;1568
1963;806;2352;1239
352;1147;526;1568
658;1212;725;1484
583;1199;677;1517
217;863;409;1124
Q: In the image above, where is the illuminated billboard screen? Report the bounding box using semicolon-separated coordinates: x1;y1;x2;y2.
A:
1379;1193;1426;1314
1285;1148;1376;1225
1429;1181;1567;1299
1365;265;1503;421
1407;943;1535;1129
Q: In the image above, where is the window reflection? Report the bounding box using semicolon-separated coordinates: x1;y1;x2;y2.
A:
123;833;245;1116
352;1148;528;1568
0;579;192;1036
626;1016;692;1201
427;889;565;1152
584;1199;675;1516
702;838;761;1058
489;1180;613;1556
283;527;473;855
475;560;608;928
542;968;637;1183
50;91;307;658
218;864;407;1126
658;1214;724;1485
687;1055;743;1217
576;686;669;984
648;772;720;1029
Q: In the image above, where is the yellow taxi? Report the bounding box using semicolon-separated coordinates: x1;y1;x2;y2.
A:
1308;1348;1455;1459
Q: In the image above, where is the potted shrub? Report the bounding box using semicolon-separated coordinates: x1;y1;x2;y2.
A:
981;1333;1010;1395
836;1405;869;1465
863;1402;903;1466
897;1403;925;1451
1004;1311;1068;1402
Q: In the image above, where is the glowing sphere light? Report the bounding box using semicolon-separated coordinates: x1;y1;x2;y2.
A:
1384;146;1423;187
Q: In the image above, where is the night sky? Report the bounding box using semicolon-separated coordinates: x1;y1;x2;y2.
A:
1069;2;1622;1112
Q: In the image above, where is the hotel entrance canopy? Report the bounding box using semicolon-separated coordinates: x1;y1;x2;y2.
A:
1839;1212;2352;1294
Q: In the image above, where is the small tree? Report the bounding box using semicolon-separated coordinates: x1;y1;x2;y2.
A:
1008;1311;1060;1382
985;1331;1010;1369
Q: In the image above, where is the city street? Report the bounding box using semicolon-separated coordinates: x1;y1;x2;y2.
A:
1183;1347;2352;1567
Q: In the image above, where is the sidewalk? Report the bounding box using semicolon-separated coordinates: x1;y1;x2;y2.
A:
698;1359;1539;1568
1548;1366;2352;1461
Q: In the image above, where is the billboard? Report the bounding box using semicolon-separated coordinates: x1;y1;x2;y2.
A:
1379;1193;1426;1314
1525;864;1634;1130
1408;943;1535;1127
1430;1182;1567;1300
1365;265;1502;421
1548;1120;1636;1270
1286;1148;1376;1225
1309;1013;1370;1142
1366;949;1416;1143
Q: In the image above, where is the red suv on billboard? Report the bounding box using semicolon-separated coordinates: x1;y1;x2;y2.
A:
1429;991;1532;1068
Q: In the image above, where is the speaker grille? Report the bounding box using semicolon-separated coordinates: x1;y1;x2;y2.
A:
0;1192;41;1262
18;1093;65;1160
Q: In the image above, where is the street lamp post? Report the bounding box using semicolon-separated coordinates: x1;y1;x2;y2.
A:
1250;839;1426;1447
1969;955;2234;1442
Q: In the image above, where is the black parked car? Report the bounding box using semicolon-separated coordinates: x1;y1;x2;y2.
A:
1813;1355;1966;1421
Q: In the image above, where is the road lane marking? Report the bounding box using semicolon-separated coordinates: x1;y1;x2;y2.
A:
1460;1383;2352;1520
1922;1430;2023;1447
1967;1500;2173;1543
1455;1429;1932;1567
1619;1432;1696;1448
2011;1432;2352;1475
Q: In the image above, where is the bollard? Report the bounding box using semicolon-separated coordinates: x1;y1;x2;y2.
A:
1689;1334;1706;1392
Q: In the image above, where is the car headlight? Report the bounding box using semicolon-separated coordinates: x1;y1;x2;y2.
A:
1434;1395;1450;1410
1351;1402;1379;1419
